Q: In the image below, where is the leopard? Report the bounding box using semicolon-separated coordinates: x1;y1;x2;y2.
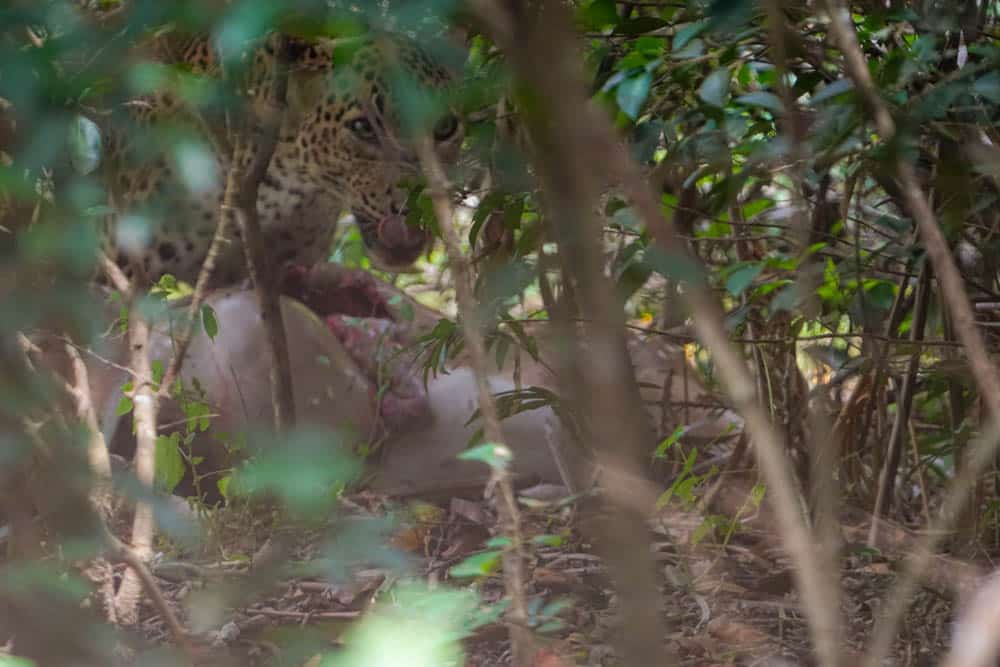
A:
99;30;464;288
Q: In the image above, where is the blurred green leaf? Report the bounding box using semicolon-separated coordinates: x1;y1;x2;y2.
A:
579;0;619;30
644;246;706;285
325;582;481;667
673;21;708;50
735;91;784;114
67;115;102;175
725;263;763;297
458;442;512;470
115;395;134;417
974;72;1000;104
532;533;566;547
631;119;664;163
233;428;362;513
450;550;502;578
707;0;754;31
172;141;219;196
809;78;854;105
151;360;164;385
201;304;219;341
698;67;731;108
154;432;185;494
654;426;685;459
616;71;653;119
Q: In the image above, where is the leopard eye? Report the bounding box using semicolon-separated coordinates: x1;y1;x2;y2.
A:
432;114;459;141
348;117;377;141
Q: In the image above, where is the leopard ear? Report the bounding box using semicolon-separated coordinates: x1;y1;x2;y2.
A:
286;36;371;72
286;37;335;72
283;38;334;125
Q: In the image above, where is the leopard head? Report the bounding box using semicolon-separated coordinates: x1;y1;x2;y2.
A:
284;34;464;271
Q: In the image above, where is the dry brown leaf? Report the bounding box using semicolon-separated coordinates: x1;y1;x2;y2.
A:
706;616;771;645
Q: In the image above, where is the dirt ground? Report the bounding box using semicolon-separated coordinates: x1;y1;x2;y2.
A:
120;472;976;667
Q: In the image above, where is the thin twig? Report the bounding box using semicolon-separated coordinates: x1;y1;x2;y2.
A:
12;334;194;663
869;261;930;539
63;341;114;506
99;250;132;296
228;34;296;432
157;208;236;396
106;537;198;663
114;300;159;626
416;138;533;666
470;4;674;666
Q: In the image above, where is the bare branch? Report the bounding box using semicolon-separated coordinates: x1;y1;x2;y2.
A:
157;207;236;395
228;34;296;432
114;303;159;625
161;38;295;433
106;536;197;663
416;138;534;666
469;4;674;665
471;3;845;664
99;250;133;296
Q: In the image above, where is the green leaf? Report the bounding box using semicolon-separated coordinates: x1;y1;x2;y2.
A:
233;428;362;513
151;360;164;385
692;515;722;545
673;21;708;50
707;0;754;30
398;299;415;322
654;426;685;459
580;0;618;29
449;550;502;578
914;81;963;121
68;115;102;175
616;71;653;120
741;197;775;219
156;274;177;292
769;284;800;314
644;246;706;285
155;433;185;494
485;536;512;549
612;206;642;231
532;534;566;547
458;442;513;471
973;72;1000;104
866;280;896;310
634;36;666;58
630;119;664;163
698;67;731;108
201;304;219;341
725;263;764;297
735;92;785;114
809;78;854;105
115;396;134;417
671;38;705;60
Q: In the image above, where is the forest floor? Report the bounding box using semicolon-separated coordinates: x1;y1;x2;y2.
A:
123;472;973;667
